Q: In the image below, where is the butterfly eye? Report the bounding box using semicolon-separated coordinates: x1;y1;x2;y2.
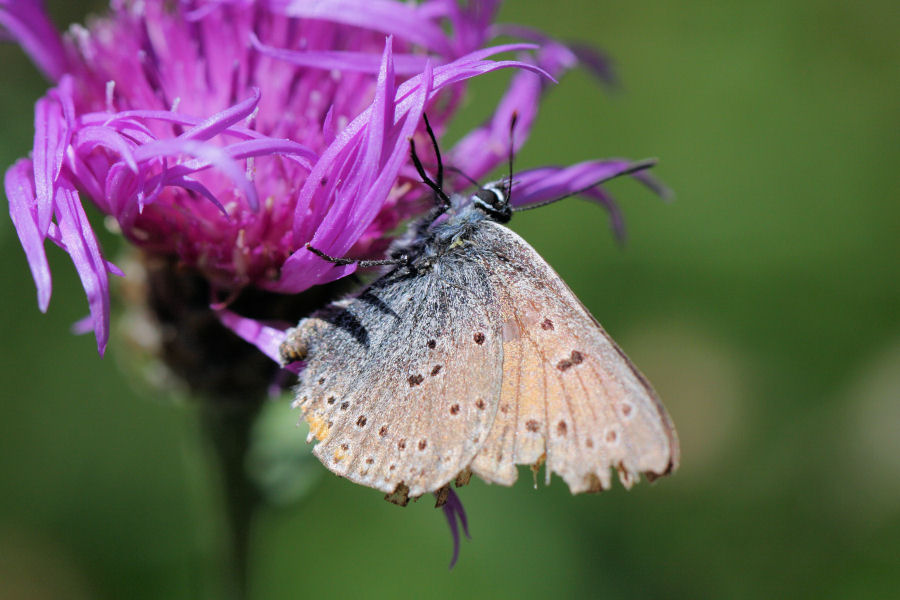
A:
473;188;504;208
472;184;512;222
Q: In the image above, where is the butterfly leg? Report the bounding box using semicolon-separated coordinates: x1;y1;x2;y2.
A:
305;243;409;268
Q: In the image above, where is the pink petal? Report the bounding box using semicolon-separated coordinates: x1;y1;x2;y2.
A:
269;0;453;56
32;94;65;236
5;158;51;311
510;160;638;206
72;126;139;173
511;160;660;244
180;88;261;142
250;32;429;75
133;139;259;211
53;179;111;354
215;309;291;367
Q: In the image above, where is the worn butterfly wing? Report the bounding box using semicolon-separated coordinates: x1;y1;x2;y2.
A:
469;222;679;493
280;256;503;500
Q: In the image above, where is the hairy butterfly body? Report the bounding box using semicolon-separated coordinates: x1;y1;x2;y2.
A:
280;152;679;502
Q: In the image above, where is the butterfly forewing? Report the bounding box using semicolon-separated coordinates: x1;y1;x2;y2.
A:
470;222;679;493
284;258;503;499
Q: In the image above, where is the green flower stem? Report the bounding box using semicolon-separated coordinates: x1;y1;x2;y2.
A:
201;403;262;600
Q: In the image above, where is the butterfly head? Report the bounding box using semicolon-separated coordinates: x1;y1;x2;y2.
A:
470;180;512;223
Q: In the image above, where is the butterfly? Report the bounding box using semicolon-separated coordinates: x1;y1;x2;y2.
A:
280;116;679;506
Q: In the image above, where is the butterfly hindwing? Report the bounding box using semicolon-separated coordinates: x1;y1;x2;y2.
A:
284;256;503;499
470;222;679;492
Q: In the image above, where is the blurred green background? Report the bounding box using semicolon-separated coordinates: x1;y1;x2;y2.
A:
1;1;898;598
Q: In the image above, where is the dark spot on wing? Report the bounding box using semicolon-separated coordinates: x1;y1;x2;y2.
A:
430;365;442;376
473;332;485;345
500;404;509;414
365;457;374;465
318;377;325;385
525;420;540;432
450;404;460;415
541;318;554;331
586;437;594;448
327;396;336;405
427;339;436;349
320;176;328;186
418;439;428;451
475;399;486;410
356;415;367;427
379;425;388;437
340;401;349;410
340;443;349;451
408;374;424;386
620;403;633;417
606;429;618;444
389;464;396;471
557;351;585;371
557;420;568;436
398;439;407;450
